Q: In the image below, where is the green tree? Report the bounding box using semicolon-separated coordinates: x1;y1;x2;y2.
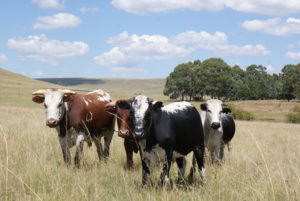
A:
163;62;195;100
199;58;231;99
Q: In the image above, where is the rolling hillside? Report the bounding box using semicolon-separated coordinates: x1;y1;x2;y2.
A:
0;68;61;107
38;77;166;100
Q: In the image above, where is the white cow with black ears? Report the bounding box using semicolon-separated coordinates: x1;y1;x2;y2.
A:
200;99;235;164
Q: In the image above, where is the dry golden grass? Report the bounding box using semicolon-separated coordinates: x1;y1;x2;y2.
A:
0;106;299;201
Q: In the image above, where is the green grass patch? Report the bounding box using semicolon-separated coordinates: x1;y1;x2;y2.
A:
287;106;300;123
228;104;254;121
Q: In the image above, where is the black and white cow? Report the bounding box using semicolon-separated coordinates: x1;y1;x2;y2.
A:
122;95;205;186
200;99;235;163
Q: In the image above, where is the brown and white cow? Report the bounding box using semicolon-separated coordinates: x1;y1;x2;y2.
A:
105;100;139;168
32;88;115;167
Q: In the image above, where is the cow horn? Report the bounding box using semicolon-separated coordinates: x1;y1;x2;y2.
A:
105;101;116;108
62;89;76;95
32;89;46;96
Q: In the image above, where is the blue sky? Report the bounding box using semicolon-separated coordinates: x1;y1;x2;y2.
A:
0;0;300;78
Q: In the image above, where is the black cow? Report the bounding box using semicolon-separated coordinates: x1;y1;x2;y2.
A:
122;95;205;186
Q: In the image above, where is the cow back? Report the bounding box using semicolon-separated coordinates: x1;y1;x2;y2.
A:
66;93;114;134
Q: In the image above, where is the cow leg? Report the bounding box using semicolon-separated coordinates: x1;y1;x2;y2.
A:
211;143;222;164
227;142;232;152
140;154;151;187
93;136;104;161
124;139;134;169
58;136;71;166
103;130;113;159
188;154;196;183
160;151;172;186
74;133;84;168
176;157;186;184
194;146;206;185
220;140;225;161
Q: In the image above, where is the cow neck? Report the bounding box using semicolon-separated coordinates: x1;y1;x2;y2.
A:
58;106;68;137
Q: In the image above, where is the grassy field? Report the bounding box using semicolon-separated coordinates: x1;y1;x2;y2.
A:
0;106;299;201
0;68;299;201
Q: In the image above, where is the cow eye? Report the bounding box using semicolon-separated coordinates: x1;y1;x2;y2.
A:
207;110;212;113
58;102;63;107
44;104;48;108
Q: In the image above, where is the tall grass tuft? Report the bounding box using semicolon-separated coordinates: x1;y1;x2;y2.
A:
287;106;300;123
228;104;254;120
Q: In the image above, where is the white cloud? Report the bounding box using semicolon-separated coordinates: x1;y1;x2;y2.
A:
225;0;300;16
32;0;64;9
112;0;300;15
32;71;44;77
94;31;270;67
33;13;81;30
94;31;191;67
112;0;224;14
286;51;300;59
288;41;300;49
80;7;100;14
172;31;270;56
0;53;6;62
242;17;300;36
8;34;88;64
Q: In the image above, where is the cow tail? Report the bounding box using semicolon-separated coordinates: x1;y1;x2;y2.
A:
82;120;93;147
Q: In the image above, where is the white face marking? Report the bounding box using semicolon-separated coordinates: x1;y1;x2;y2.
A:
132;95;151;134
162;102;192;114
205;99;223;124
44;89;65;122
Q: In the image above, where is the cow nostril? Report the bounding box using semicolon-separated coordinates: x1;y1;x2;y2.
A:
211;122;220;129
47;118;58;126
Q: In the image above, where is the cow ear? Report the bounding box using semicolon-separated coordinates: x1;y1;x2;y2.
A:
32;96;44;104
63;94;74;102
200;103;207;111
118;100;131;110
222;108;231;114
152;101;163;111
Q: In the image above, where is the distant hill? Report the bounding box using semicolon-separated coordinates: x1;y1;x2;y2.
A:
38;77;166;100
0;68;60;107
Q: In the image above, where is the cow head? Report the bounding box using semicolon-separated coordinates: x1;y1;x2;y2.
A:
105;100;132;138
32;89;76;128
130;95;163;139
200;99;231;130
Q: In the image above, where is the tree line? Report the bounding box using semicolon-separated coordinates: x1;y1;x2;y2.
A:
163;58;300;101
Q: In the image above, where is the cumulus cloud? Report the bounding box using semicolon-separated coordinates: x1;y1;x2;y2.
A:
32;0;64;9
33;13;81;30
0;53;6;62
79;7;100;14
112;0;300;16
242;17;300;36
94;31;191;67
112;0;224;14
94;31;270;67
286;51;300;59
8;34;88;64
32;71;44;77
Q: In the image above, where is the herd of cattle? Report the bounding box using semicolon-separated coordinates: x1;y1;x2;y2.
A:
32;88;235;186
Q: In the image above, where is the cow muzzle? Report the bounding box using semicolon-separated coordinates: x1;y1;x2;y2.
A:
133;130;144;139
211;122;221;129
46;118;59;128
118;129;130;138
